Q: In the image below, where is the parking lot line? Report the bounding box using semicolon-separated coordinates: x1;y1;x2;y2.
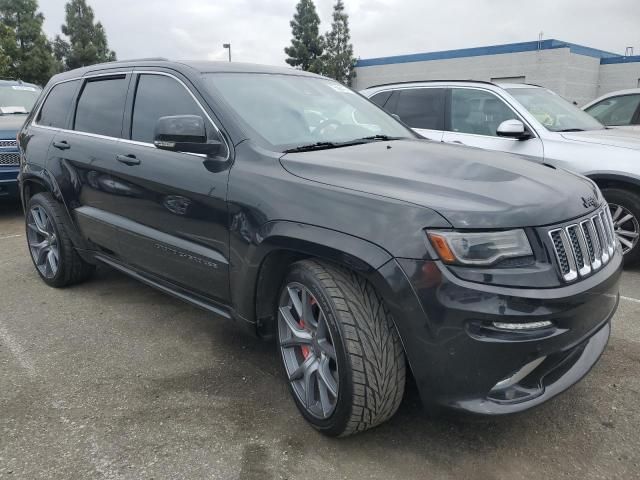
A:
0;321;36;378
620;295;640;304
0;234;22;240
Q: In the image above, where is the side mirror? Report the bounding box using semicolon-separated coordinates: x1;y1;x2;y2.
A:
154;115;221;156
391;113;401;121
496;119;532;140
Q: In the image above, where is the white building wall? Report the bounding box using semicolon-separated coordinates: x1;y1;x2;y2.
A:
354;49;575;90
597;62;640;97
354;48;613;105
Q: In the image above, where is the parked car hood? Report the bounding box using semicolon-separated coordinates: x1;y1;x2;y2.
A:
281;139;600;229
0;114;27;138
561;128;640;150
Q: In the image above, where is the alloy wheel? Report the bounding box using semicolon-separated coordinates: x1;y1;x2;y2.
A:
609;203;640;255
278;283;339;419
26;206;60;278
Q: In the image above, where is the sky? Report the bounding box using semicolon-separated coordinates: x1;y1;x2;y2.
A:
38;0;640;65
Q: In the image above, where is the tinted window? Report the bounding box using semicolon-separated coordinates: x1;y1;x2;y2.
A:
75;76;128;137
37;80;78;128
369;91;393;109
395;88;445;130
585;94;640;126
450;88;518;136
131;74;206;143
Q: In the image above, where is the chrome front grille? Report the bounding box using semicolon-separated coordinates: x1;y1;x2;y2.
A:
548;205;617;282
0;152;19;166
0;139;17;148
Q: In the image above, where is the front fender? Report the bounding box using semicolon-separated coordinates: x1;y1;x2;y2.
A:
230;220;393;325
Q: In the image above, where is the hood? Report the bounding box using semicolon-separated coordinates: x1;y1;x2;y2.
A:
0;114;28;138
561;128;640;150
280;139;600;229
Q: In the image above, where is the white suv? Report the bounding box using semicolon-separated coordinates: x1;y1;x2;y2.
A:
361;81;640;263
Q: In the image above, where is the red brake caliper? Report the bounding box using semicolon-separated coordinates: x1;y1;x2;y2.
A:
299;297;316;360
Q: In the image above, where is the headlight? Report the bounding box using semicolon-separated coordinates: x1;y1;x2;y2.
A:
427;229;532;266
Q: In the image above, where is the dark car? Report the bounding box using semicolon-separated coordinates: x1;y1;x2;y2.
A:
17;60;621;436
0;79;41;198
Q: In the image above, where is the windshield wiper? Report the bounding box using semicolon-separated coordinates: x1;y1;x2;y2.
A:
557;128;585;132
283;142;343;153
359;134;402;141
283;135;404;153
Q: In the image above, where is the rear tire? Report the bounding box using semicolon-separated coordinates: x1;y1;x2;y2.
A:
25;193;94;287
277;259;406;436
602;187;640;266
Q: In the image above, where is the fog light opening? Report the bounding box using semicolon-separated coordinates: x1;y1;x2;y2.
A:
492;320;553;330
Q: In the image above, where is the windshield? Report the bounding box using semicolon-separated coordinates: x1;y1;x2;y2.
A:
203;73;414;150
506;87;604;132
0;84;41;114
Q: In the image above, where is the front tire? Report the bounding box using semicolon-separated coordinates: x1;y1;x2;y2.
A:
277;260;406;436
25;193;94;287
602;187;640;265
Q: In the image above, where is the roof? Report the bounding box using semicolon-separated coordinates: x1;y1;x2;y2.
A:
355;39;629;68
50;60;321;84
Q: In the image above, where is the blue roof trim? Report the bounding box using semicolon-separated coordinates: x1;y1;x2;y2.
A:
600;55;640;65
356;39;620;68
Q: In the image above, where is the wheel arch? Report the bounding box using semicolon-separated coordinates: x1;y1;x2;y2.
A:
235;221;394;338
587;173;640;193
20;169;89;252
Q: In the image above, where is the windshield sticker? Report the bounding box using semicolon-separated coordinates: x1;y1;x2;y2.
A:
0;106;28;114
11;86;38;92
327;83;354;94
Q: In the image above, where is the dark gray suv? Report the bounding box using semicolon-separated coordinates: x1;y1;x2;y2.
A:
18;60;621;436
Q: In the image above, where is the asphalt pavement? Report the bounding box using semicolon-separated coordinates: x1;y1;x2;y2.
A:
0;200;638;480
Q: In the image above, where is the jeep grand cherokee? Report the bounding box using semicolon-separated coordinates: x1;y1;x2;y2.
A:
18;60;621;436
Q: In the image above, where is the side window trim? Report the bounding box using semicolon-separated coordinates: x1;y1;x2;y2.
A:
127;70;230;160
447;86;538;139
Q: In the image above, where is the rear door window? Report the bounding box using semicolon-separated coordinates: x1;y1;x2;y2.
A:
395;88;445;130
74;76;129;138
36;80;79;128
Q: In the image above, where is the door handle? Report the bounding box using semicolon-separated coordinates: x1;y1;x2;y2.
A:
116;154;140;166
53;140;70;150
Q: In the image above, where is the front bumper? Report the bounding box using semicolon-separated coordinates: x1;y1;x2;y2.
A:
375;247;621;415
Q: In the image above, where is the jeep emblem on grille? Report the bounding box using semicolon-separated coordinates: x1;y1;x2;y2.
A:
582;196;597;209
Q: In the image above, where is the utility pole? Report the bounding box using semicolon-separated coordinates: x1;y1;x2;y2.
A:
223;43;231;62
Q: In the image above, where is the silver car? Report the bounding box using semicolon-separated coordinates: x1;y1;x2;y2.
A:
582;88;640;131
361;81;640;263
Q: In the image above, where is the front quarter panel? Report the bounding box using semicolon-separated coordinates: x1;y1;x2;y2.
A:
543;135;640;183
227;141;450;322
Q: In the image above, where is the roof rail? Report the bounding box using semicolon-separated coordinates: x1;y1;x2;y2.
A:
110;57;169;63
365;79;498;89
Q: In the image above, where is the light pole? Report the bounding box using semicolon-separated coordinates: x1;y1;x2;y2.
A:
222;43;231;62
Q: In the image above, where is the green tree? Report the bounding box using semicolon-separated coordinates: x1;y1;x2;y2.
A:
55;0;116;71
284;0;324;73
323;0;356;85
0;0;56;85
